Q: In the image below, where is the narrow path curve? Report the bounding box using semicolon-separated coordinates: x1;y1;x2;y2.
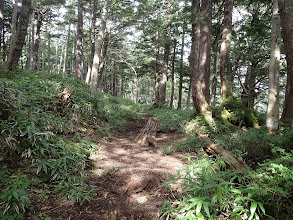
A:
47;117;188;220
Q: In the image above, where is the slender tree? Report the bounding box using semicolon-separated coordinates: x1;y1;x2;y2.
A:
220;0;234;102
91;0;110;92
158;21;171;103
5;0;31;70
279;0;293;122
154;28;160;104
178;25;185;109
75;0;83;79
63;24;70;76
0;0;4;54
85;0;97;84
170;39;177;108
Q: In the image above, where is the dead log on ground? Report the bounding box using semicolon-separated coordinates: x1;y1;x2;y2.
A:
135;117;159;146
197;132;247;171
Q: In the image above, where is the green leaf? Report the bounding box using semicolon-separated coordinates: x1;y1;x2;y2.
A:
11;191;18;200
257;202;265;214
202;201;210;217
217;186;223;204
196;200;203;216
168;173;176;181
249;201;257;220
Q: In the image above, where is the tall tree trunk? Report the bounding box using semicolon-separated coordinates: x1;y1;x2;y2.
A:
220;0;234;102
28;19;34;69
91;0;109;92
85;0;97;84
186;79;192;109
199;0;212;104
0;0;4;55
190;0;209;113
47;31;51;72
112;58;117;96
178;26;185;109
266;0;280;132
75;0;83;80
98;31;109;76
32;6;42;70
170;40;177;108
5;0;31;70
58;44;64;74
9;0;18;51
154;28;160;104
159;22;171;103
211;52;218;106
63;25;70;76
279;0;293;122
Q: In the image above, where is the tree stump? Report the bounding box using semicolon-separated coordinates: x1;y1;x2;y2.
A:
197;132;247;171
58;87;73;106
135;117;159;146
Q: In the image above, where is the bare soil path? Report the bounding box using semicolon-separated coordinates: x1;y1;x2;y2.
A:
42;117;188;220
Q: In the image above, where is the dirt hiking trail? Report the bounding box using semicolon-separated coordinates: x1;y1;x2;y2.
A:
40;116;188;219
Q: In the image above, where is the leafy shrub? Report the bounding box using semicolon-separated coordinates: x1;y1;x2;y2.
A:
0;169;31;217
160;147;293;219
147;105;195;132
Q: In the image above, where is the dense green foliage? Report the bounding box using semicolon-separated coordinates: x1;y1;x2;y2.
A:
148;107;293;219
0;68;142;217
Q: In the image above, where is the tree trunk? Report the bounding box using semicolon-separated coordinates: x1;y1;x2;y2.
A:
98;31;109;76
75;0;83;80
211;52;218;106
63;25;71;76
266;2;280;132
279;0;293;122
154;28;160;104
190;0;209;114
0;0;4;54
47;31;51;72
159;22;171;104
112;58;117;96
220;0;234;102
170;40;177;108
32;6;43;70
5;0;31;70
91;0;109;92
186;79;192;109
9;0;18;51
199;0;212;105
85;0;97;84
178;26;185;109
28;19;34;69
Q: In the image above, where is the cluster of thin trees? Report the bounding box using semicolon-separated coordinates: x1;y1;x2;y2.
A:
0;0;293;132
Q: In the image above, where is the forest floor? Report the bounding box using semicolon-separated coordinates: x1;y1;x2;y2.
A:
31;114;190;220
